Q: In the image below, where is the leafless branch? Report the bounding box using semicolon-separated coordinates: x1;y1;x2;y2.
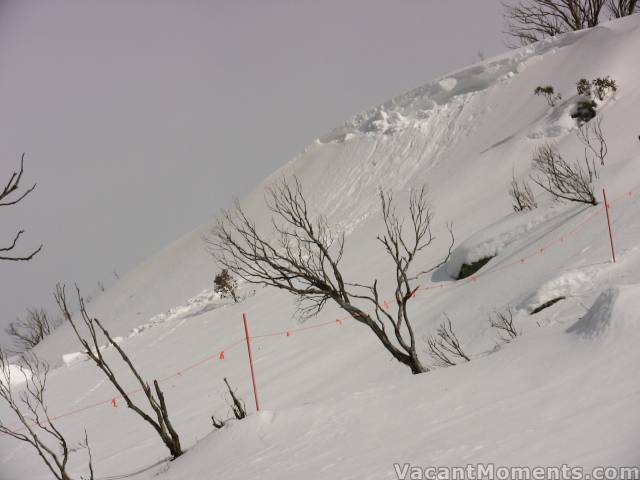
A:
54;284;183;459
0;349;78;480
509;168;538;212
0;154;42;261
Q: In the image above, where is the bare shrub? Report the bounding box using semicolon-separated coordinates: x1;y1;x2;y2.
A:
509;169;538;212
534;85;562;106
1;154;42;262
213;269;239;303
426;316;470;367
224;378;246;420
577;116;608;166
489;308;521;343
207;178;454;375
606;0;638;16
504;0;606;46
210;378;247;429
54;284;183;459
0;350;94;480
5;308;62;353
530;143;597;205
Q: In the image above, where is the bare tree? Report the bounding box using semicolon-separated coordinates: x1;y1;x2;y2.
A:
426;315;471;368
207;178;454;374
0;350;94;480
1;154;42;261
530;143;598;205
489;308;520;343
577;116;608;166
5;308;61;353
509;168;538;212
54;284;183;459
503;0;606;46
606;0;638;16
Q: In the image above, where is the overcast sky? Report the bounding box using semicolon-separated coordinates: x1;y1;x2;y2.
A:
0;0;506;347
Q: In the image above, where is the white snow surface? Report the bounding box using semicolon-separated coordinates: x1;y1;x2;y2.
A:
2;17;640;479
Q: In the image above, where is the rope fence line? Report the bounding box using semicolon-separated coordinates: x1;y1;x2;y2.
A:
3;182;639;433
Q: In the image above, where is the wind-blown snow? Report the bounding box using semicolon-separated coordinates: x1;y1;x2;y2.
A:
2;16;640;480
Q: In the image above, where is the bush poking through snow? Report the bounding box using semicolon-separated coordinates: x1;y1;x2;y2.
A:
530;143;598;205
591;77;618;101
224;378;247;420
211;415;226;430
4;308;62;354
572;100;597;124
489;308;520;343
534;85;561;107
509;169;538;213
607;0;639;18
503;1;604;46
457;256;495;280
211;378;247;429
0;349;95;480
55;284;183;459
530;296;566;315
572;77;617;124
577;116;608;166
214;269;240;303
426;316;470;368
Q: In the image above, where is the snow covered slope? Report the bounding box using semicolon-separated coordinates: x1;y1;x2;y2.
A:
2;16;640;480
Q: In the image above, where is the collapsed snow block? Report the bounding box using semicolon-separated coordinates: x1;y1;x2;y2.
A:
457;255;495;280
530;296;566;315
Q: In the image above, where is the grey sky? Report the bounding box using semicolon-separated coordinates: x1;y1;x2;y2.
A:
0;0;506;346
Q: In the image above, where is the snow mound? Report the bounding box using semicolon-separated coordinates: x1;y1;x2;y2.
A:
521;266;597;313
446;208;559;278
0;364;32;388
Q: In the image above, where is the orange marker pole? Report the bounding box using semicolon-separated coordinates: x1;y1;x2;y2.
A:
242;313;260;412
603;188;616;263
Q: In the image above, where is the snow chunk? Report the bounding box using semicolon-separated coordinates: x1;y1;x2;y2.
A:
62;337;124;366
438;78;457;92
447;209;556;278
62;352;88;366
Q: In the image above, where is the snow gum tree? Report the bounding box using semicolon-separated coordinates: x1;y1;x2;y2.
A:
207;177;454;375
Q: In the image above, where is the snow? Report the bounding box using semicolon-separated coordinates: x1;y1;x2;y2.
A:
2;15;640;480
0;364;31;388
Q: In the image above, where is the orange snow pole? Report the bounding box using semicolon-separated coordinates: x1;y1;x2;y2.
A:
602;188;616;263
242;313;260;412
